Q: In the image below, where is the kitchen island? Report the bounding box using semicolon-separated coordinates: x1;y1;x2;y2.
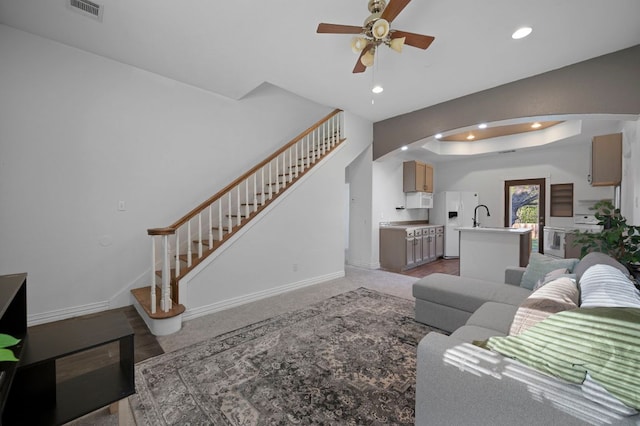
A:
458;227;531;282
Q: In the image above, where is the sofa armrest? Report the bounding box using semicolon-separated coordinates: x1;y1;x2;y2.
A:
416;332;636;425
504;266;526;286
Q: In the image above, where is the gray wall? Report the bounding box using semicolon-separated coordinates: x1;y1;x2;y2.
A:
373;44;640;160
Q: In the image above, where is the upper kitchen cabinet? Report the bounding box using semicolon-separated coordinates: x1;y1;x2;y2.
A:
403;161;434;192
590;133;622;186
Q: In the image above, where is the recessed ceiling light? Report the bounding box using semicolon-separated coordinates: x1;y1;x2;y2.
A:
372;85;384;94
512;27;532;39
435;133;443;139
478;123;487;129
531;122;542;129
466;134;475;140
401;146;408;151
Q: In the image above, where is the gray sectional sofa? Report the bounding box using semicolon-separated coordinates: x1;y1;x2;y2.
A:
412;252;640;425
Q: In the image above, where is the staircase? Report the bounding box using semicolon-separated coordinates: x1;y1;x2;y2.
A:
131;110;345;335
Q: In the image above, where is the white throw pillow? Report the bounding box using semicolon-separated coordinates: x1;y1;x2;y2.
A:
579;264;640;308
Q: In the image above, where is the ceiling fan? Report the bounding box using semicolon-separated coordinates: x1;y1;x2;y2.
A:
317;0;435;73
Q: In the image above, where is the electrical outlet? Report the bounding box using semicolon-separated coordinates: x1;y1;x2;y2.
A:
118;200;126;211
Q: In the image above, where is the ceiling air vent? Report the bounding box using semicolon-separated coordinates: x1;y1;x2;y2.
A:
67;0;103;21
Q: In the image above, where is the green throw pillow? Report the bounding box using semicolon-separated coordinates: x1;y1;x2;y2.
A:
519;253;579;290
484;307;640;410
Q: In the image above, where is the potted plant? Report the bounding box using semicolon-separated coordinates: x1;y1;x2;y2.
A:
571;200;640;277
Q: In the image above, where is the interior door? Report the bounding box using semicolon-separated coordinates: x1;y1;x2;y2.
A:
504;179;546;254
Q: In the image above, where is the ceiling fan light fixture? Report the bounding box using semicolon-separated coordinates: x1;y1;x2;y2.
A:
351;37;368;53
372;18;390;39
361;49;375;67
389;37;405;53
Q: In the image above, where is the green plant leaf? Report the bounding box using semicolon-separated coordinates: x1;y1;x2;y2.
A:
0;334;20;349
0;348;18;362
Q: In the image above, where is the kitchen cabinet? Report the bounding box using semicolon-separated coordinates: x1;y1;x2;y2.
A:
550;183;574;217
435;226;444;258
590;133;621;186
422;228;436;262
380;226;443;272
403;161;434;192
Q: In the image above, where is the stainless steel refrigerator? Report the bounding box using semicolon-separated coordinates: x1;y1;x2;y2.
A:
431;191;479;258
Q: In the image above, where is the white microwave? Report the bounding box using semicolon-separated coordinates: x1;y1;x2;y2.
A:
405;192;433;209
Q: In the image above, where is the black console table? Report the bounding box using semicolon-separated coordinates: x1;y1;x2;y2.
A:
0;274;135;425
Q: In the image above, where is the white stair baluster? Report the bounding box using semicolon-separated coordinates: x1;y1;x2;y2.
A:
245;179;250;218
208;204;213;248
187;221;192;267
268;163;273;199
218;201;223;241
253;173;258;211
236;186;241;226
275;158;279;193
295;143;299;177
150;237;156;314
197;213;202;259
289;148;293;182
313;130;317;163
175;231;181;277
228;192;233;232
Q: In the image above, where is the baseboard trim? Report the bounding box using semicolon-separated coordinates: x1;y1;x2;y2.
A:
346;260;381;270
28;300;110;326
183;270;345;321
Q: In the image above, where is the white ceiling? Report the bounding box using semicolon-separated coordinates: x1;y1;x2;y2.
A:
1;0;639;124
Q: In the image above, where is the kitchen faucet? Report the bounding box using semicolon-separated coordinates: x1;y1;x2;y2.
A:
473;204;491;227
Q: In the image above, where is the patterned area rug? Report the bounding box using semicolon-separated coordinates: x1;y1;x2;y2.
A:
130;288;441;425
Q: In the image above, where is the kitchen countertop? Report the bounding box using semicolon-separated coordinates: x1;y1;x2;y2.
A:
456;226;531;234
380;223;443;230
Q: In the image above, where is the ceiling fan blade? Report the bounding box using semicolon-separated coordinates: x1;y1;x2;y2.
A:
380;0;411;23
317;23;363;34
391;30;435;49
353;44;374;73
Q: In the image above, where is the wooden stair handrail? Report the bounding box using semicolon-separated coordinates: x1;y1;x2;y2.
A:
147;109;342;235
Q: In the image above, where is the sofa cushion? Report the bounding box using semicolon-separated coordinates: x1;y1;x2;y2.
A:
413;273;531;314
509;276;579;336
451;325;506;342
467;302;519;335
573;251;630;282
484;307;640;410
579;264;640;308
519;253;579;290
532;268;570;291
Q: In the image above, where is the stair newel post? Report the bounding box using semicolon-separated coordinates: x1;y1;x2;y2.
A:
197;213;203;259
162;234;171;312
150;237;157;314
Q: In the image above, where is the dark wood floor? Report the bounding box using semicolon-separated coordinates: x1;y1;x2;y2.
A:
397;257;460;278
